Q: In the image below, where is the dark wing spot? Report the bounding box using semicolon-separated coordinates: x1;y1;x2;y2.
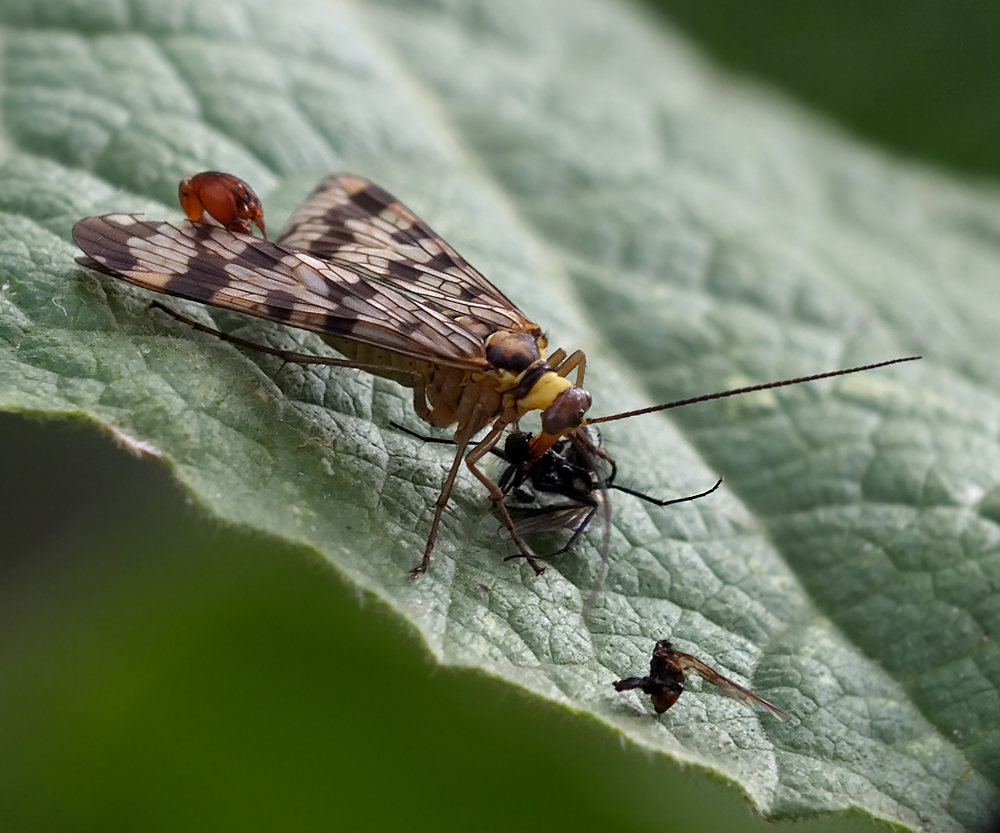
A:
396;317;422;336
262;288;300;323
164;272;220;304
349;187;388;218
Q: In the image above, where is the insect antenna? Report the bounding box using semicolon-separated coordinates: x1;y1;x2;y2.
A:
584;356;921;426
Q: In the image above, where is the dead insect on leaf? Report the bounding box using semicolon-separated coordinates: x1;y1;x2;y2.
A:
614;639;792;722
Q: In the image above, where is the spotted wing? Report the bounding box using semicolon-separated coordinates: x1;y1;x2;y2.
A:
673;651;793;722
72;214;492;369
276;175;538;339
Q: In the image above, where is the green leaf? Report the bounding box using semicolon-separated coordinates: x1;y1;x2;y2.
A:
0;0;997;830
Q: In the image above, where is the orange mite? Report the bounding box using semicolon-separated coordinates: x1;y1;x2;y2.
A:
178;171;267;238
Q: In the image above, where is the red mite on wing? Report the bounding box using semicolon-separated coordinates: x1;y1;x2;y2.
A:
179;171;267;239
72;171;920;578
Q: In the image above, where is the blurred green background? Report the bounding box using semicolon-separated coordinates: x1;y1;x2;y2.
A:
3;2;997;831
664;0;1000;181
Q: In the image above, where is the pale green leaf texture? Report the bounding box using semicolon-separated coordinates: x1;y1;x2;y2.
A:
0;0;998;830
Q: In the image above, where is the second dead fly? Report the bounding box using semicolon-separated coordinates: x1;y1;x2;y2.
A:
613;640;792;722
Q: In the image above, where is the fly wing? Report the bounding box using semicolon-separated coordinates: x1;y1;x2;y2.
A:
673;652;792;722
571;428;613;575
276;175;540;341
501;503;595;539
73;214;492;369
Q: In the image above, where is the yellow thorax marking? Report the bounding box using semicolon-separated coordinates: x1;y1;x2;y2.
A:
516;371;572;416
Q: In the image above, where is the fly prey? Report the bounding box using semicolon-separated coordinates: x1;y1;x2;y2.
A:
395;423;721;559
73;172;920;576
495;427;721;559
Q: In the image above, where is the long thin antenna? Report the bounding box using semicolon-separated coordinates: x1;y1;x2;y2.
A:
583;356;921;426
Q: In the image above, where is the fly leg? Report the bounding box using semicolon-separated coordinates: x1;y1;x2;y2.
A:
150;302;424;382
465;420;545;575
551;349;587;386
411;413;481;577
